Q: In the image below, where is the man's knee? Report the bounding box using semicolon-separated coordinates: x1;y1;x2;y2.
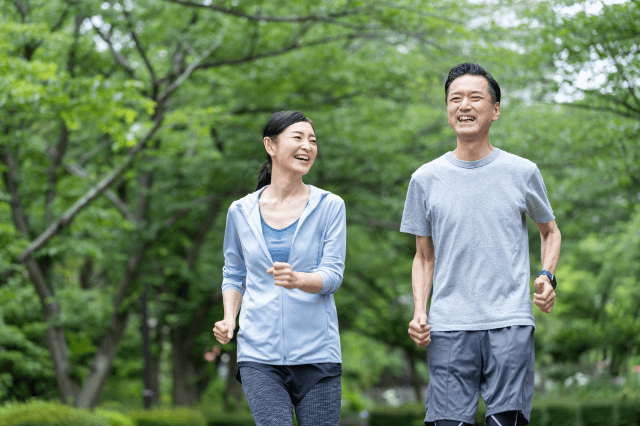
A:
486;410;528;426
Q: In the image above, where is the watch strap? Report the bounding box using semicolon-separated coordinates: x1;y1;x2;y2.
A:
539;270;557;289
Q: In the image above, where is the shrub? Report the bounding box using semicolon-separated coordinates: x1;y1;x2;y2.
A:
206;414;256;426
0;400;108;426
581;402;614;426
95;409;135;426
546;403;578;426
368;404;423;426
129;407;206;426
617;400;640;426
529;404;546;426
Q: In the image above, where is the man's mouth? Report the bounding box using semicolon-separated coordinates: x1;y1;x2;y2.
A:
294;155;309;162
458;115;475;122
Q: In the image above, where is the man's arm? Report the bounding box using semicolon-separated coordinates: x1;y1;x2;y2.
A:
408;235;435;348
533;220;561;313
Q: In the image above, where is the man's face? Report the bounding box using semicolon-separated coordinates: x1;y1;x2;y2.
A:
446;75;500;141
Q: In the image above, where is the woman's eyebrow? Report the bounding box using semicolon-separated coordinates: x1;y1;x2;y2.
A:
291;130;316;138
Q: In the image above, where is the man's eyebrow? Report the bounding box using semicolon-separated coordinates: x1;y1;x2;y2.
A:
449;89;485;96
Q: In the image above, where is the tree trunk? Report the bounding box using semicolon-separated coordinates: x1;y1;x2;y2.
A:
75;242;150;408
225;347;243;406
170;328;199;405
406;351;424;403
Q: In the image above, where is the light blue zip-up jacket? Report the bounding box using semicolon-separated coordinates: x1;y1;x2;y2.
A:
221;185;346;365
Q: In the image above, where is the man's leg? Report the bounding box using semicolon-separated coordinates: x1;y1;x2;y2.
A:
423;331;482;425
480;326;535;426
239;366;294;426
425;421;473;426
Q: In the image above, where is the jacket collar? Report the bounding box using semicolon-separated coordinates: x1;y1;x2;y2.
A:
236;185;329;263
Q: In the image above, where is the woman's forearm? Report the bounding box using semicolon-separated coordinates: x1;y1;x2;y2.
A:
294;271;324;294
223;288;243;321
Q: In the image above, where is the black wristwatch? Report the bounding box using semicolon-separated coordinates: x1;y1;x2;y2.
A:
538;270;557;289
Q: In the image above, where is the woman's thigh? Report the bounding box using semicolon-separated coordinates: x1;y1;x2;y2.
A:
239;367;294;426
294;375;341;426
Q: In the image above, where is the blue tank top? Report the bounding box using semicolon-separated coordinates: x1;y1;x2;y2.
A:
260;210;298;263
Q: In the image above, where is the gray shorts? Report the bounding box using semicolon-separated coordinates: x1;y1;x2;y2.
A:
424;326;535;425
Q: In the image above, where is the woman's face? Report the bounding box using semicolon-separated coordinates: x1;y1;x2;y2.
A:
265;121;317;175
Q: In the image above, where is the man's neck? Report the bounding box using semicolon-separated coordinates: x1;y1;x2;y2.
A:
452;137;494;162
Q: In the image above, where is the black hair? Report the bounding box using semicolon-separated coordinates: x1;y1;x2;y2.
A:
256;111;314;191
444;63;501;104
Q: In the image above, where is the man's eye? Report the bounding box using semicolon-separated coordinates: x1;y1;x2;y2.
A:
294;136;301;139
311;140;317;144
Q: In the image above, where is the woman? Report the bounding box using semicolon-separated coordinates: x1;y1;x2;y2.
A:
213;111;346;426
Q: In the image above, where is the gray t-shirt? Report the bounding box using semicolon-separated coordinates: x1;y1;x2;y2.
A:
400;148;555;331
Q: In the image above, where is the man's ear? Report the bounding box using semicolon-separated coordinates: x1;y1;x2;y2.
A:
492;102;500;121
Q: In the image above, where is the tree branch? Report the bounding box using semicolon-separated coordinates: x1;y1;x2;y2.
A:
123;9;159;86
195;33;363;71
559;102;638;120
18;116;165;262
164;0;365;23
157;20;229;102
63;162;136;222
44;121;69;226
0;144;30;237
92;25;137;80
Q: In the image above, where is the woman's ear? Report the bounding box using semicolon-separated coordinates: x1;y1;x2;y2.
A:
263;136;275;156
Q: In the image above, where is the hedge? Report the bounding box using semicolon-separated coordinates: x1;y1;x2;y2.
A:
95;409;135;426
0;401;108;426
618;400;640;426
128;408;206;426
581;402;615;426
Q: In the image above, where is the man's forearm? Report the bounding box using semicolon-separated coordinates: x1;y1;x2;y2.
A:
412;254;434;317
222;288;243;321
540;225;561;273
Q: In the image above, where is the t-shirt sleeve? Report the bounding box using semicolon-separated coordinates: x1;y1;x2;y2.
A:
400;175;431;236
525;167;555;224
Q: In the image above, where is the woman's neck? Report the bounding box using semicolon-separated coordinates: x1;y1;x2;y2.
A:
262;168;308;203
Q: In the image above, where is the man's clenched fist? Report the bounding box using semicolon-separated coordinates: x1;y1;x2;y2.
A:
408;313;432;348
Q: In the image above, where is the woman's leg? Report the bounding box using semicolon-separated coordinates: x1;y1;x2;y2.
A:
239;367;294;426
294;375;341;426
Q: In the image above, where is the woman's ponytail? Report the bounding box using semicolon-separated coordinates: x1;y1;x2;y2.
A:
256;155;272;191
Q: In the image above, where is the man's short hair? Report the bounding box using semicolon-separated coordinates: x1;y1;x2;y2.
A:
445;63;501;105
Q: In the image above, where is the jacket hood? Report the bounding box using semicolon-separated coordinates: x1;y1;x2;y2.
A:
236;184;330;216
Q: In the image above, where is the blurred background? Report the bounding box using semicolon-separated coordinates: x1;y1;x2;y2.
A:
0;0;639;425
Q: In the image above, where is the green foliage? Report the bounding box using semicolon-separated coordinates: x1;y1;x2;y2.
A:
581;402;614;426
94;409;135;426
617;400;640;426
129;408;206;426
368;404;424;426
546;403;579;426
0;401;108;426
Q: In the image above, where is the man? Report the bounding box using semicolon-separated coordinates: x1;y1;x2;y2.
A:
400;63;561;426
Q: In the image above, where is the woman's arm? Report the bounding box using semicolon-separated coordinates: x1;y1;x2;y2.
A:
213;289;243;344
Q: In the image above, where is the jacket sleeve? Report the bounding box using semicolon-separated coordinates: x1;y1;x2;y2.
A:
221;204;246;295
314;198;346;294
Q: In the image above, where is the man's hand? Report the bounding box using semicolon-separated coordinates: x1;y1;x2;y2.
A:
213;318;236;345
408;313;432;348
267;262;300;290
533;275;555;313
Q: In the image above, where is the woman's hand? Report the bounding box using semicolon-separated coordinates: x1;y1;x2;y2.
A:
213;318;236;345
267;262;300;290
